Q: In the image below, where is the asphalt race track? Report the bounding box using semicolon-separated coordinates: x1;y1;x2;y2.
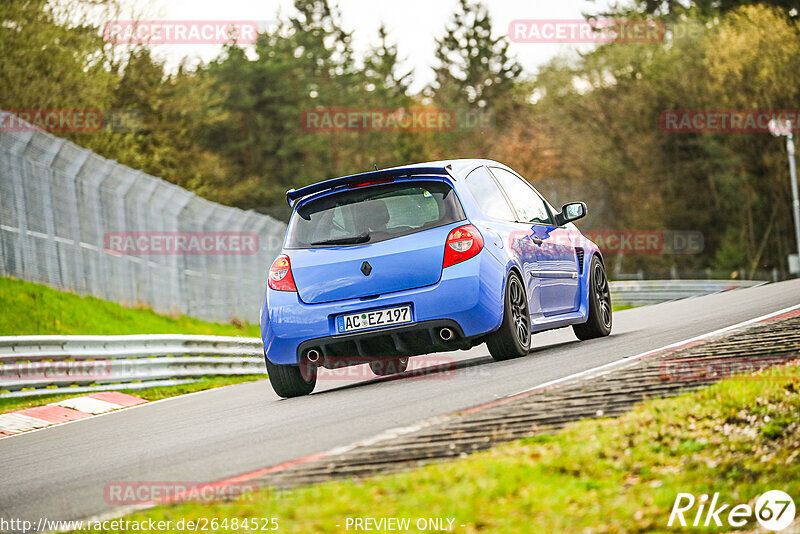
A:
2;279;799;523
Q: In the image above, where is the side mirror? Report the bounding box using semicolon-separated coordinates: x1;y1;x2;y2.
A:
555;202;587;226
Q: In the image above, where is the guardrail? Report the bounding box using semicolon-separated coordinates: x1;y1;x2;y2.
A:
0;281;768;397
0;335;266;398
610;279;767;306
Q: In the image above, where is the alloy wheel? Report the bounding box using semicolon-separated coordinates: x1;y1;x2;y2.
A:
594;262;612;328
509;276;530;346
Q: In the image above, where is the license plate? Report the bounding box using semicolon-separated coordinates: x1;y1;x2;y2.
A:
336;305;412;333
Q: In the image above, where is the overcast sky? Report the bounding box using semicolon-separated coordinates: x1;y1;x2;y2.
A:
120;0;617;91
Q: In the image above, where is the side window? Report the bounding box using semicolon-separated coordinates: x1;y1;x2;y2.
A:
465;166;515;221
490;167;552;225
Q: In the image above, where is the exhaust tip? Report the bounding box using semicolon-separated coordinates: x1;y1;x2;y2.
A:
439;328;454;341
306;349;321;363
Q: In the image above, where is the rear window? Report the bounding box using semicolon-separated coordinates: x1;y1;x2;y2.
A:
286;180;465;248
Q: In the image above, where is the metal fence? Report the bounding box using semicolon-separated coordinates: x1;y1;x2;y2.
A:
0;111;286;323
609;279;767;306
0;334;265;398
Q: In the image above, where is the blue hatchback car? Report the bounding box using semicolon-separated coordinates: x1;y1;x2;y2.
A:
260;159;611;397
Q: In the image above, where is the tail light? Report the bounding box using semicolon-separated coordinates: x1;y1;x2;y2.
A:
268;255;297;291
443;224;484;268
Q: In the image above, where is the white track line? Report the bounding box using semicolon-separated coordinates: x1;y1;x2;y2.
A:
0;381;256;442
79;302;800;528
509;302;800;397
3;302;798;443
49;301;800;531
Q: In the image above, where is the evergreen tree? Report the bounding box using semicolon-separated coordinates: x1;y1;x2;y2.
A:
428;0;521;112
363;25;412;100
0;0;117;110
588;0;798;19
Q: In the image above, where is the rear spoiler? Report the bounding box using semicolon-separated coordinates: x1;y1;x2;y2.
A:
285;165;455;207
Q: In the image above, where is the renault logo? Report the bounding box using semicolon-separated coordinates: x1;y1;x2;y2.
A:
361;261;372;276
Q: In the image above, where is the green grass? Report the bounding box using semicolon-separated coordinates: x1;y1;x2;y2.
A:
0;276;260;337
0;276;265;413
91;364;800;533
0;375;266;414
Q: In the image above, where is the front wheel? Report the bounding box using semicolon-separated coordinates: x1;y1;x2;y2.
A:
487;271;531;361
573;256;612;340
265;356;316;398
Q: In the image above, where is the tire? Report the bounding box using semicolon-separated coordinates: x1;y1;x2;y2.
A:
369;357;409;376
265;356;316;398
573;256;612;340
487;271;531;361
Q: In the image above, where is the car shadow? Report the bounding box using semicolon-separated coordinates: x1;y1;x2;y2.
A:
305;333;629;397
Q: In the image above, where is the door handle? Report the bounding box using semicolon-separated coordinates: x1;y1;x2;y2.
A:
531;237;543;245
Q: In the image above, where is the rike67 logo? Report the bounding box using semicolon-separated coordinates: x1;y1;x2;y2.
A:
668;490;795;531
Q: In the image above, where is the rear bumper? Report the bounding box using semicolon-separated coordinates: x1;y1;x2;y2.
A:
299;319;470;361
260;254;503;365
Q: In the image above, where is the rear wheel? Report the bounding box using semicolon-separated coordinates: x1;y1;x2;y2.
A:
487;271;530;361
265;356;316;398
573;256;612;340
369;357;409;376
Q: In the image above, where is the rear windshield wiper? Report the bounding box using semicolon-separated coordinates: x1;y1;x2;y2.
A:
310;232;371;246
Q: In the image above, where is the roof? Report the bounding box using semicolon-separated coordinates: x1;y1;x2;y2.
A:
285;159;497;206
